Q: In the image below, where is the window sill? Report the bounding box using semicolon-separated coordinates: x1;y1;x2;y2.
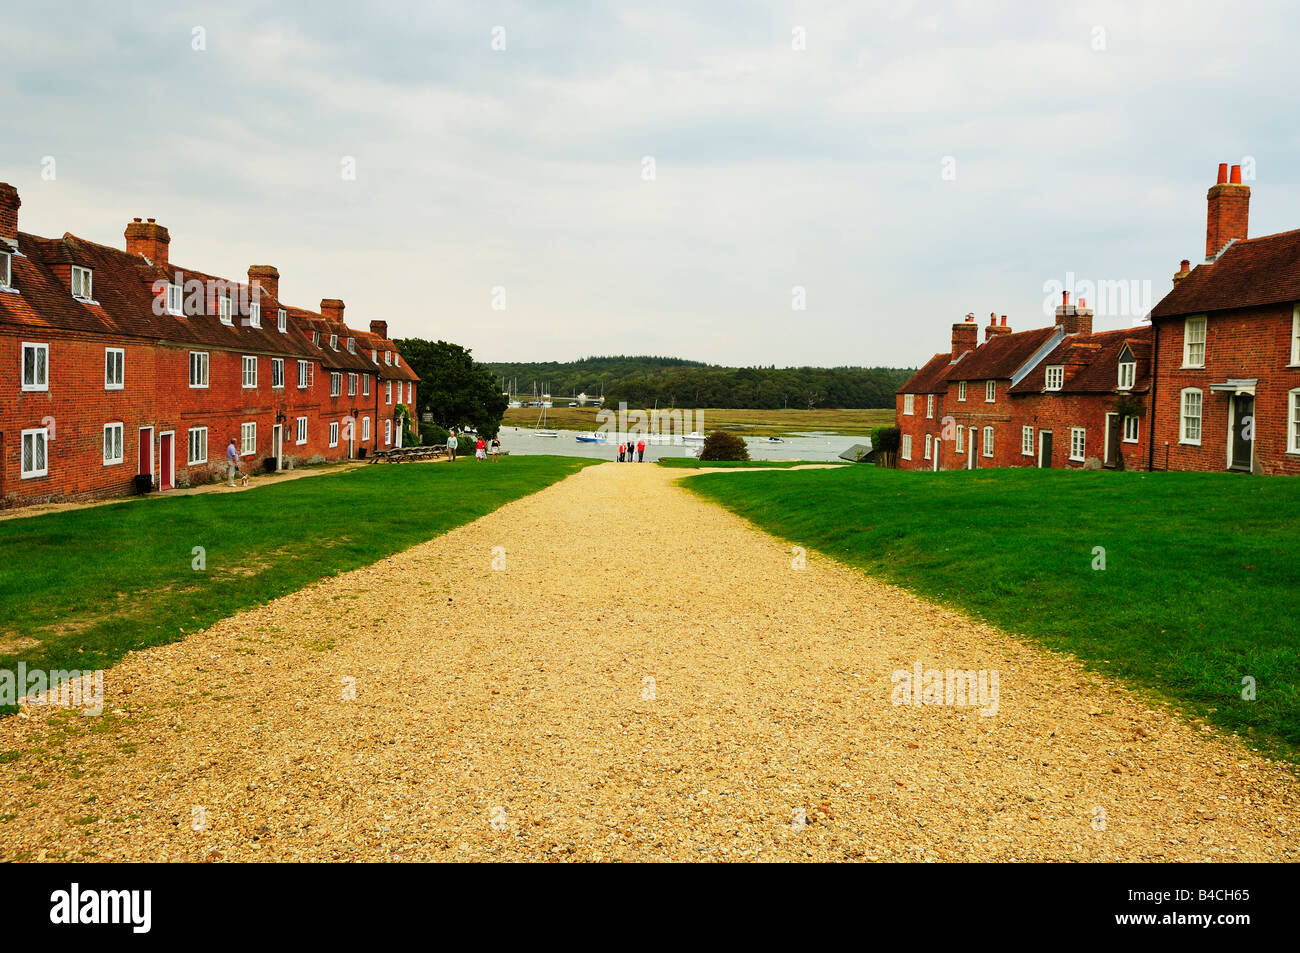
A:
189;384;209;389
1069;457;1085;463
105;385;124;391
1180;365;1205;371
1123;438;1139;444
21;386;49;393
1179;440;1202;447
20;473;49;480
103;460;123;467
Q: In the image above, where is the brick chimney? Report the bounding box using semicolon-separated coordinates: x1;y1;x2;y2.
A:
248;265;279;302
1205;162;1249;261
320;298;345;324
951;313;978;358
0;183;19;250
1054;290;1093;335
1172;258;1191;286
124;217;170;268
984;311;1012;342
369;319;388;340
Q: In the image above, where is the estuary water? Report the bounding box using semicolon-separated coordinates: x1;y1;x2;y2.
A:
491;428;864;463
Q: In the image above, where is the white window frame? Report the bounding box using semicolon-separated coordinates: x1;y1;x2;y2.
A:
277;308;288;333
241;422;257;456
219;292;233;326
903;393;914;415
386;380;393;405
1123;415;1139;443
296;416;308;445
250;302;262;328
925;394;934;418
104;347;124;390
394;355;400;368
21;342;49;391
1180;388;1203;445
189;350;209;388
384;419;393;446
407;382;413;403
1117;358;1135;391
954;426;963;453
923;434;932;459
982;426;994;457
297;360;309;389
242;355;258;389
271;358;284;389
0;251;11;289
371;349;378;363
1183;315;1206;368
187;426;208;465
330;372;342;397
102;423;124;466
363;374;370;397
21;427;48;478
1045;366;1064;391
957;381;966;402
329;334;338;351
362;416;371;441
348;372;357;396
1293;306;1300;366
329;421;339;447
385;351;392;366
347;337;355;353
1070;427;1087;462
1022;426;1034;456
167;283;184;316
985;380;996;403
71;265;93;300
1289;390;1300;454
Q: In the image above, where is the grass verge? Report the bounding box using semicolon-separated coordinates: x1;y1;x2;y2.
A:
656;458;829;469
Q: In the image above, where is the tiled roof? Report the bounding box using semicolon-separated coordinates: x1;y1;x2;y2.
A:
896;352;952;395
943;326;1058;381
1149;228;1300;319
1010;326;1153;395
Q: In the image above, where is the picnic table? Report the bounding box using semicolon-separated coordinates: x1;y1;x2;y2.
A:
368;445;446;463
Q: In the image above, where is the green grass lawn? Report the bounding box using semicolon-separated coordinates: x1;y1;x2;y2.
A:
684;465;1300;761
0;456;593;710
656;458;829;469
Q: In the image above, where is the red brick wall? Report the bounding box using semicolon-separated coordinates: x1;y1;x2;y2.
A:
895;391;944;470
1151;303;1300;475
1017;392;1149;470
933;377;1021;469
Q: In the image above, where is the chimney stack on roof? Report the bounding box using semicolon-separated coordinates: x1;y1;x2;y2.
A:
984;310;1012;342
248;265;280;303
1172;258;1192;286
0;183;19;250
951;313;979;359
370;319;388;340
320;298;345;325
1205;161;1250;261
1055;287;1093;336
125;217;171;269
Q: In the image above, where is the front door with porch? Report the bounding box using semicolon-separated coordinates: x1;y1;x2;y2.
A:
1230;394;1254;472
272;424;284;471
1104;414;1122;468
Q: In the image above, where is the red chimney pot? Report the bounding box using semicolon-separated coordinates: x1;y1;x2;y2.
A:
1230;164;1242;184
1217;163;1229;184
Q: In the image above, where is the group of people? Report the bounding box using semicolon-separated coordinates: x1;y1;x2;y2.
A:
618;438;646;463
446;430;501;462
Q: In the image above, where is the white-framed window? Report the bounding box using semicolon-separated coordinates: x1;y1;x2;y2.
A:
249;302;261;328
102;423;124;465
277;308;287;333
0;251;11;289
406;382;413;403
384;419;393;446
348;372;357;396
362;374;370;397
167;283;183;315
241;422;256;456
982;426;994;457
386;380;393;404
985;380;996;403
903;393;914;415
1022;426;1034;456
1070;427;1086;461
242;355;257;388
900;434;912;460
362;416;371;441
104;347;124;390
271;358;284;389
1117;351;1135;391
347;337;355;353
1292;305;1300;365
954;426;964;453
1183;315;1206;368
330;372;342;397
1180;388;1203;445
329;333;338;351
957;381;966;402
219;292;233;325
371;349;378;363
394;355;400;368
21;427;48;478
71;265;93;300
1045;366;1064;391
385;351;392;365
21;342;48;391
329;421;339;447
926;394;934;418
187;426;208;465
923;434;932;459
189;350;209;388
312;331;321;347
296;416;308;445
1289;390;1300;454
1123;415;1139;443
298;360;309;389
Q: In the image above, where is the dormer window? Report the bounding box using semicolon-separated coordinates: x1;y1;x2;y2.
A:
249;302;261;328
71;265;93;300
277;308;287;333
312;331;321;347
1045;366;1064;391
394;355;400;367
166;283;183;316
1117;346;1136;391
384;351;391;365
371;349;377;362
0;251;11;289
329;333;338;350
347;337;355;353
218;293;233;325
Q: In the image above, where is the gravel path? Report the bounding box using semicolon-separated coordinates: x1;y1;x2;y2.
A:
2;462;1296;861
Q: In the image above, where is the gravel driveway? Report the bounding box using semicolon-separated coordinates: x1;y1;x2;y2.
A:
2;463;1296;861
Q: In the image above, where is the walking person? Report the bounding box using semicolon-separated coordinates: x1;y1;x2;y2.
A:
475;435;487;461
447;430;458;462
226;437;239;487
637;438;646;462
490;435;501;461
618;442;626;463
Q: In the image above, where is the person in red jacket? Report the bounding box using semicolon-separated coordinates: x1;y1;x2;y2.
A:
637;438;646;462
618;442;626;462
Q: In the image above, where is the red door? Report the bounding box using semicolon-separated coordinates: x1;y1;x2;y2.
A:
159;433;174;490
138;427;153;477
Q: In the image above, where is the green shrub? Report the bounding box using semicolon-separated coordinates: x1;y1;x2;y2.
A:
698;431;750;462
870;426;901;468
421;422;450;446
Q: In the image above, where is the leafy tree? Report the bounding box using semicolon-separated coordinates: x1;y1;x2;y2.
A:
698;431;750;462
394;338;509;437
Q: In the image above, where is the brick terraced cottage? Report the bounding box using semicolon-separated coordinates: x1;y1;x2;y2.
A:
0;183;417;507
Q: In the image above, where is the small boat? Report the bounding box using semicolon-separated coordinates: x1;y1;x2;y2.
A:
534;399;559;437
681;431;706;444
767;436;785;443
575;432;605;443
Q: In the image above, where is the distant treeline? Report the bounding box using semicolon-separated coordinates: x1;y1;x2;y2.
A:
485;356;916;410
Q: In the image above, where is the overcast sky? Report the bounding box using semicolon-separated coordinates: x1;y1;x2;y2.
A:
3;1;1297;367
